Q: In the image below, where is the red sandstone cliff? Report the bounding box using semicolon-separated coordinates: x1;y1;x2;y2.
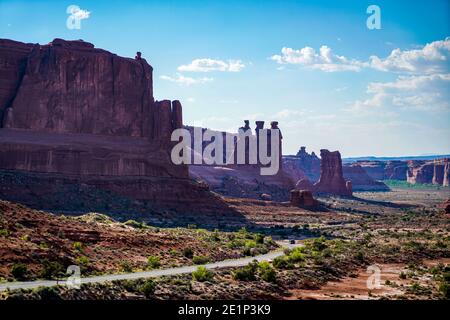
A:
407;159;449;186
0;38;229;214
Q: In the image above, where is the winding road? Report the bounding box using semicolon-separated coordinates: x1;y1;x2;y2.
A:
0;241;301;292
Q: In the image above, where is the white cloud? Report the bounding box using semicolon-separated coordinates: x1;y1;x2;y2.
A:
186;97;195;102
369;38;450;74
67;5;90;20
335;86;348;92
270;46;366;72
273;109;306;119
271;38;450;74
178;58;245;72
350;73;450;111
159;74;213;86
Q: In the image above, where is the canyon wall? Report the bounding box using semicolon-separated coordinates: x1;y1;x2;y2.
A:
0;38;229;214
407;159;450;186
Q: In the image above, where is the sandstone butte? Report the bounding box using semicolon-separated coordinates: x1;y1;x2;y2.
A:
0;38;231;214
312;149;352;196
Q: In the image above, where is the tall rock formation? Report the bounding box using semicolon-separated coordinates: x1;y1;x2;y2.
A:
444;161;450;187
313;149;352;196
187;121;294;201
0;38;229;214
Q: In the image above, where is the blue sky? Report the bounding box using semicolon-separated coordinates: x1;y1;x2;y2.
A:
1;0;449;156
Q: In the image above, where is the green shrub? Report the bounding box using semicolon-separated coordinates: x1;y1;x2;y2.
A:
124;220;147;229
312;236;327;251
73;242;83;251
288;248;305;263
11;263;27;280
233;262;257;281
439;282;449;299
254;233;264;244
183;248;194;259
139;279;156;298
354;251;365;262
258;261;276;283
147;256;161;269
192;266;214;282
35;286;60;300
0;229;9;237
120;261;133;273
75;256;90;269
192;255;209;265
245;240;257;249
273;256;294;269
40;260;64;279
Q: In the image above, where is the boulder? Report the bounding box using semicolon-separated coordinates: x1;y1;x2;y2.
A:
290;189;318;208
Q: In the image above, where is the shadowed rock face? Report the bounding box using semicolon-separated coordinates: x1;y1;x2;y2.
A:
355;160;408;181
343;164;389;191
313;149;352;196
0;38;232;215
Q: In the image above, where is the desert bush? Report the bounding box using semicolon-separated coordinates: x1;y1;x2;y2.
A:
120;261;133;273
183;248;194;259
312;236;327;251
439;282;449;299
192;266;214;282
11;263;27;280
233;262;257;281
245;240;257;249
139;279;156;298
0;229;9;236
264;236;276;246
288;248;305;263
258;261;276;283
73;242;83;251
192;255;209;265
75;256;90;270
254;233;264;244
40;260;64;279
124;220;147;229
35;286;60;300
227;239;244;249
147;256;161;269
273;256;294;270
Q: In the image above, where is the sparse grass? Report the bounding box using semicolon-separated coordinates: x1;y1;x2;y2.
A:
192;255;209;265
